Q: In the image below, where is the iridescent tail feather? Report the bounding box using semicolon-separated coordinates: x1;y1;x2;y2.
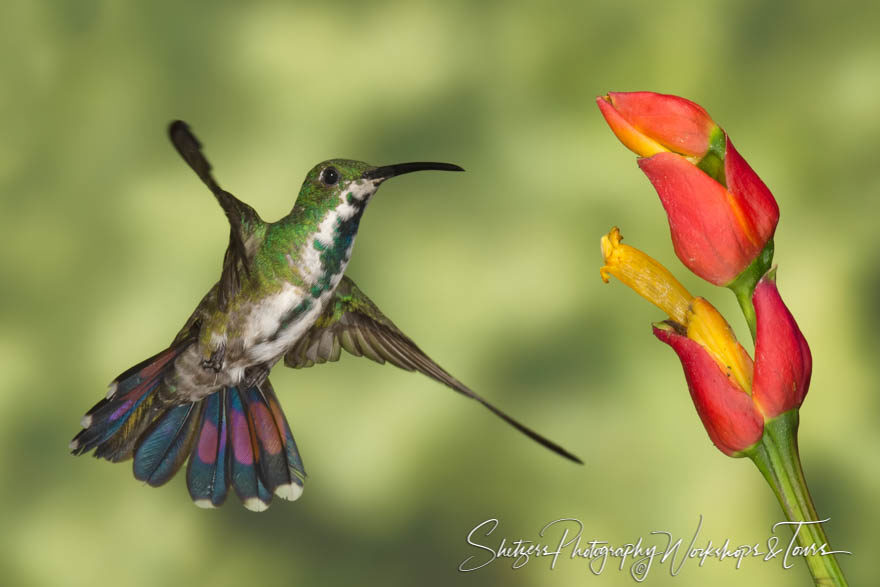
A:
71;346;306;511
70;345;185;462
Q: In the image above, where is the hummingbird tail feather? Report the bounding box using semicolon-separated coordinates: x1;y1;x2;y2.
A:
210;383;305;511
70;345;188;462
71;349;306;511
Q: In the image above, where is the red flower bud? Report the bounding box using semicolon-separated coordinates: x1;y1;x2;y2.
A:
654;324;764;455
597;92;717;158
752;273;812;418
598;91;780;286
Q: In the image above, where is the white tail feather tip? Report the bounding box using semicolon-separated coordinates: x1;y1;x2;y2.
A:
243;497;270;512
274;482;304;501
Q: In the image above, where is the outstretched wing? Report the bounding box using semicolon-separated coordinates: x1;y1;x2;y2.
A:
284;276;582;464
168;120;262;310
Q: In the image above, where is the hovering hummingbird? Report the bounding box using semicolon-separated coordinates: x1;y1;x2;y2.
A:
71;121;581;511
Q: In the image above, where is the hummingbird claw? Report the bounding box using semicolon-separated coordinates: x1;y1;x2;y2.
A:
242;364;271;389
201;346;225;372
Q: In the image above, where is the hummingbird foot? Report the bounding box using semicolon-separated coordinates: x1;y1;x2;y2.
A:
242;363;271;389
201;345;226;372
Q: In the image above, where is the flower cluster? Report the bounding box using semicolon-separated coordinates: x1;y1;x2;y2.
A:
597;91;809;455
601;228;809;455
599;91;847;585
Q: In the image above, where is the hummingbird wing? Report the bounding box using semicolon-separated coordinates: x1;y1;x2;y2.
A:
168;120;261;309
283;276;582;464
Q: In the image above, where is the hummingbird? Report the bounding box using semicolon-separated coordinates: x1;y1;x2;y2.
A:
71;121;581;511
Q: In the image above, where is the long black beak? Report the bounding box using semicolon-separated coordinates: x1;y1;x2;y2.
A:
362;162;464;181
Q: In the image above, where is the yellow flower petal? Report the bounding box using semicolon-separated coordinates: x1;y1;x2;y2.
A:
600;227;692;325
686;298;754;394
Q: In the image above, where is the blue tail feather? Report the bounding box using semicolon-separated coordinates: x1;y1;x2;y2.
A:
133;402;202;487
186;390;230;508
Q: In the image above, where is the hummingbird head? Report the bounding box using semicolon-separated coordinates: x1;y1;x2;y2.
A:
297;159;464;214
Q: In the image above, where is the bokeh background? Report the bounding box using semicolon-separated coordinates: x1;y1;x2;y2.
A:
2;0;877;585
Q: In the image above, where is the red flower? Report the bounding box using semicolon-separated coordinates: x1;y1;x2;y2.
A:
752;272;812;418
598;91;779;286
602;229;811;456
654;323;763;455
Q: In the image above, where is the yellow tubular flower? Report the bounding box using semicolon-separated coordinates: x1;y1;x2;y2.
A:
600;227;754;394
686;299;754;394
600;227;692;325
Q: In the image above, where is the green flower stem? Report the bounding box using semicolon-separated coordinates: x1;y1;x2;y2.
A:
746;411;848;585
732;279;758;340
726;238;775;342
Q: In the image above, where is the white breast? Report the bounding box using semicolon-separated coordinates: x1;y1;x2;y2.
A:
242;283;318;364
240;184;369;366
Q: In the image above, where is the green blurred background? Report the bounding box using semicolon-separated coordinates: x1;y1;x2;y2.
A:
2;0;877;585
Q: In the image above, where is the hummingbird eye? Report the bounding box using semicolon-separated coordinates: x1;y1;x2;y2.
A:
320;166;340;186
